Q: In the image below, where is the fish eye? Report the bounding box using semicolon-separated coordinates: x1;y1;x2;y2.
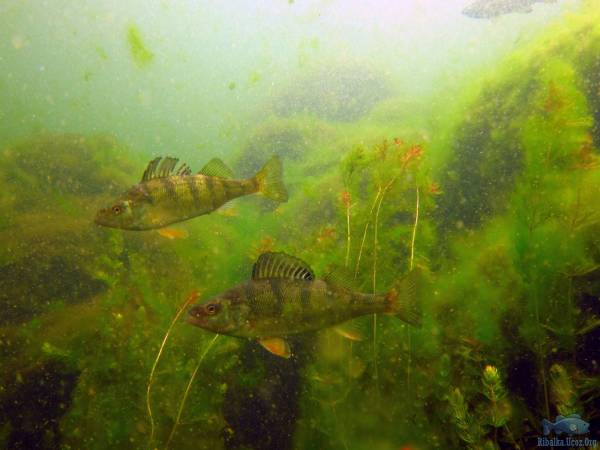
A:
112;205;122;215
205;303;218;315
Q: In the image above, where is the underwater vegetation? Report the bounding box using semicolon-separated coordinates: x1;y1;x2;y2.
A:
1;3;600;450
271;62;393;122
126;24;154;69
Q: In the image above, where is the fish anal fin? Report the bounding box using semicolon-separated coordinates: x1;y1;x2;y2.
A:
334;319;367;341
324;265;360;291
258;337;291;358
198;158;234;178
156;228;189;240
252;252;314;281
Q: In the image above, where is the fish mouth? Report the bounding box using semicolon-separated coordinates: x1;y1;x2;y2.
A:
186;314;206;328
94;208;111;227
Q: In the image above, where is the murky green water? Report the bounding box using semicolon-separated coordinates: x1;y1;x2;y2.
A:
1;1;599;449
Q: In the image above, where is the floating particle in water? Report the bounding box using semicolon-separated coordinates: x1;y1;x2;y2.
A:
11;35;26;50
95;46;108;60
248;71;261;85
126;24;154;68
228;81;236;90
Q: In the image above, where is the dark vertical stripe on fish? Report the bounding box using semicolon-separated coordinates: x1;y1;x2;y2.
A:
300;284;311;310
349;292;361;306
204;176;215;210
213;178;226;207
269;279;284;316
187;176;203;210
245;283;257;313
161;178;177;200
221;179;232;200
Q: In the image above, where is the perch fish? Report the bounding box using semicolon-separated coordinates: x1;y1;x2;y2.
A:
95;156;287;230
187;252;421;358
462;0;556;19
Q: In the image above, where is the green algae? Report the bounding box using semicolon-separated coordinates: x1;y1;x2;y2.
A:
1;4;600;450
126;24;154;69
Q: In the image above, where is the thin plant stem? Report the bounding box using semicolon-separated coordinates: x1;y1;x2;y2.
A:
372;185;385;393
166;334;220;449
345;201;351;268
410;187;419;271
331;403;349;450
354;186;382;278
147;291;199;444
407;186;419;401
371;177;397;395
504;423;521;450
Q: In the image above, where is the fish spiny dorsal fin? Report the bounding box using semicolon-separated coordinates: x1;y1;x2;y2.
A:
157;157;179;178
252;252;314;281
141;156;192;182
141;157;162;182
556;415;565;422
567;414;581;418
323;264;361;291
177;163;192;176
198;158;234;178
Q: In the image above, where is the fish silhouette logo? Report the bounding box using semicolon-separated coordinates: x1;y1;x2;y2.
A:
542;414;590;435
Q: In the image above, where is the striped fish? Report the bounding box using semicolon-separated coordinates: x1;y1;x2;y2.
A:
95;156;287;230
187;252;421;358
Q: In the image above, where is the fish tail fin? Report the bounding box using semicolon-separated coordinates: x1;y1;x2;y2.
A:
542;419;554;435
384;270;421;327
253;156;288;203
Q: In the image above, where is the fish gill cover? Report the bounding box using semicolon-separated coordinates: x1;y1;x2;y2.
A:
0;1;599;450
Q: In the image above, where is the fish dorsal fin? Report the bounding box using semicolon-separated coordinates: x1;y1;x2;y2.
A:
198;158;234;179
556;415;565;421
142;157;161;182
252;252;314;281
567;414;581;418
141;156;191;182
177;163;192;176
258;337;291;358
323;265;361;291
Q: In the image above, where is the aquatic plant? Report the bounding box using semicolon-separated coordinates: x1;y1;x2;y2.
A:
448;365;515;450
147;291;199;443
271;61;393;122
126;24;154;68
549;364;580;417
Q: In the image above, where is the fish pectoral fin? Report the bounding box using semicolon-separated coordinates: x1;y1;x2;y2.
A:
258;337;291;358
252;252;314;281
334;320;367;341
198;158;234;178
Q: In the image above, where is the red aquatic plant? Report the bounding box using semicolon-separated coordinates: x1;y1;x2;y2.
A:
573;134;599;170
427;181;442;195
400;144;423;169
340;190;351;207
